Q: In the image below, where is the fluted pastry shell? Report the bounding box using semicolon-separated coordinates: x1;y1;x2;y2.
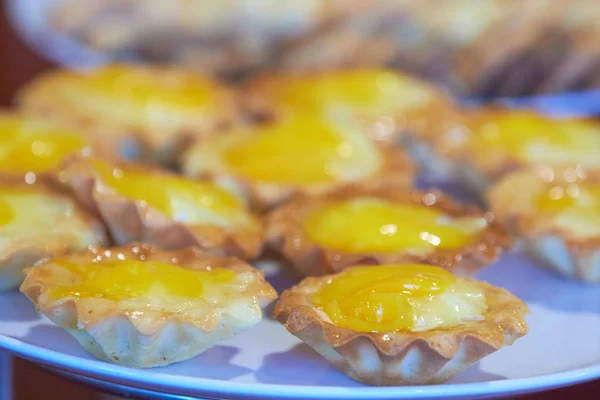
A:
20;244;277;368
273;272;529;386
266;186;512;277
0;176;108;291
16;64;239;165
244;69;462;143
62;155;263;259
488;167;600;282
182;120;415;211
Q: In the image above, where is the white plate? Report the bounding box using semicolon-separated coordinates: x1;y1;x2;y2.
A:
1;253;599;399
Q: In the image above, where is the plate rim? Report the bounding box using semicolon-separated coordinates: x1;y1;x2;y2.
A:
1;333;599;399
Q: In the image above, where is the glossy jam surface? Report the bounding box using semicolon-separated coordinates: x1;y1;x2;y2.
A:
313;264;486;332
0;115;86;173
54;65;220;130
472;112;600;162
92;159;250;225
304;198;484;253
223;118;380;185
50;260;235;301
0;185;101;253
267;69;432;115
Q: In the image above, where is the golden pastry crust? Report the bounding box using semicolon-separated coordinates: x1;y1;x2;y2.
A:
20;244;277;368
488;167;600;282
244;69;462;143
0;176;108;291
266;187;512;276
62;155;263;259
428;108;600;184
182;124;415;211
273;272;529;386
16;64;240;165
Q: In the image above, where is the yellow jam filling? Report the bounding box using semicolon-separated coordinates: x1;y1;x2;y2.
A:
267;69;432;115
91;159;250;225
0;115;87;173
57;65;219;129
313;264;486;333
223;117;380;185
304;198;484;253
50;260;235;301
0;198;13;226
472;112;600;161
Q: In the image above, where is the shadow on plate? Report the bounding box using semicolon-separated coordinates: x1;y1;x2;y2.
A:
159;345;253;380
254;343;362;387
477;251;600;315
0;290;42;322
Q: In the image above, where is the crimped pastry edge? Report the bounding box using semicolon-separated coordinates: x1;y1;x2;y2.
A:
63;155;264;259
266;186;512;277
20;244;278;368
273;273;529;386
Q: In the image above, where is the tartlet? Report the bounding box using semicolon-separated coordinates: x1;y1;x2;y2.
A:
426;108;600;194
17;64;238;164
245;68;461;143
274;263;529;386
0;177;108;291
0;111;94;180
20;244;277;368
63;155;263;259
182;115;415;210
266;187;511;276
488;166;600;283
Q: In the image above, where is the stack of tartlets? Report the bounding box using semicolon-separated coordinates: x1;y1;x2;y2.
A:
15;62;600;387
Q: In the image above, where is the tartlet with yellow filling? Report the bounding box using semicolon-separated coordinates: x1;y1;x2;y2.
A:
245;68;461;142
0;111;95;180
182;115;414;210
489;167;600;282
266;187;511;276
20;244;277;368
428;108;600;194
274;263;529;386
63;155;263;258
0;177;107;291
17;64;238;164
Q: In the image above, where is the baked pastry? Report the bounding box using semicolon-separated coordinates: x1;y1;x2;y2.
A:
274;263;529;385
246;68;459;142
0;111;92;179
182;115;414;210
17;64;238;165
63;155;262;258
0;177;107;291
488;166;600;283
428;108;600;195
266;187;510;276
20;244;277;368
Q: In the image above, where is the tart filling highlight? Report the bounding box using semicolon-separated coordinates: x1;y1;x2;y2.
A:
274;263;529;386
64;156;262;257
0;112;88;175
20;244;277;368
266;188;510;276
183;115;414;209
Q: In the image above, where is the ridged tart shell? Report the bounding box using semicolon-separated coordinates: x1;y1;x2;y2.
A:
62;155;263;259
16;65;239;165
0;176;108;291
244;69;462;143
273;272;529;386
20;244;277;368
488;167;600;282
266;187;512;276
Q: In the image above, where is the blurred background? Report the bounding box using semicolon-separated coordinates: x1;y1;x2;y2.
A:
0;0;599;399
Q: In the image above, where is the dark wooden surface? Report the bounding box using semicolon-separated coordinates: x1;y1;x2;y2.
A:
1;3;599;400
